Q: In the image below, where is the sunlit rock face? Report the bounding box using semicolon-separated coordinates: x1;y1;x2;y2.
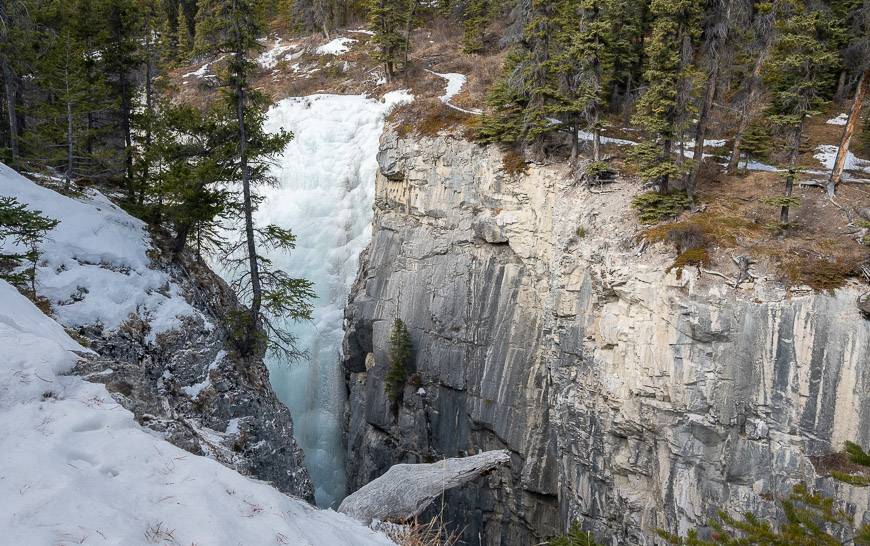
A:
342;128;870;545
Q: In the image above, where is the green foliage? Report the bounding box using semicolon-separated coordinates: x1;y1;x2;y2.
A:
741;123;773;162
548;522;600;546
462;0;489;54
367;0;411;80
845;441;870;467
0;196;59;297
630;0;701;191
764;0;839;163
631;191;691;224
763;196;802;208
658;484;870;546
830;471;870;487
386;318;413;403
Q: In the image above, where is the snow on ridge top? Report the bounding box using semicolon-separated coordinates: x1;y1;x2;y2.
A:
0;162;197;339
316;37;357;55
0;281;394;546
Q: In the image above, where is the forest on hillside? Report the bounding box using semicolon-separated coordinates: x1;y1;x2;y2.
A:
1;0;869;348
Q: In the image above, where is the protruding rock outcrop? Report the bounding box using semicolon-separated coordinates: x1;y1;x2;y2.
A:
339;450;511;524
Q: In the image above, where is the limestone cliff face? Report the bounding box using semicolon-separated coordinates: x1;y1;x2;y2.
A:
342;129;870;545
72;248;314;502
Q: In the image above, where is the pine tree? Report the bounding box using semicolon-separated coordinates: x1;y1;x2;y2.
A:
549;0;611;161
476;0;558;154
765;0;838;223
602;0;648;122
196;0;314;359
0;0;36;164
462;0;488;54
631;0;702;194
176;7;192;62
0;196;59;298
385;318;412;403
367;0;409;81
97;0;143;196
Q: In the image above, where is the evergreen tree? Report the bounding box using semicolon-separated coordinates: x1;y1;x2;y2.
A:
176;7;192;62
98;0;143;195
0;0;36;164
196;0;314;359
23;0;92;185
0;196;59;298
477;0;558;154
367;0;409;81
603;0;648;121
765;0;837;222
385;318;412;403
549;0;610;161
631;0;702;194
549;522;600;546
462;0;488;54
659;483;870;546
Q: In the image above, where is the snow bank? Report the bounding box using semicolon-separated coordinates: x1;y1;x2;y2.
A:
827;113;848;126
254;90;411;509
814;144;870;174
0;281;393;545
0;163;197;341
316;37;357;55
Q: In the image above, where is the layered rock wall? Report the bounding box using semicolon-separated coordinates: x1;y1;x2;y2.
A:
342;129;870;544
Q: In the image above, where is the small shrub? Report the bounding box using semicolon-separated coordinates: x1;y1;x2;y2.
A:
669;248;710;276
784;256;860;292
549;522;600;546
845;441;870;467
831;471;870;487
575;226;586;238
501;148;529;176
386;318;413;403
631;191;691;224
0;196;59;297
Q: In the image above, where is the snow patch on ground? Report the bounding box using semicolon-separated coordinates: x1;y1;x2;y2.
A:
814;144;870;174
0;163;198;341
426;70;482;114
182;350;226;398
0;280;393;545
316;37;357;55
258;39;301;69
254;90;411;508
348;29;375;35
827;113;849;126
182;55;226;81
578;130;638;146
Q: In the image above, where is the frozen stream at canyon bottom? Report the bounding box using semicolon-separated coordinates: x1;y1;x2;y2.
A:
258;91;411;508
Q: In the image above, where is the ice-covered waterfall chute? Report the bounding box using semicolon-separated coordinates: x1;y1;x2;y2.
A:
258;91;411;508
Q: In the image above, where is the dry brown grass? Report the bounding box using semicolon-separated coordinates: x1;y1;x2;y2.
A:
640;165;869;290
391;98;476;138
378;515;462;546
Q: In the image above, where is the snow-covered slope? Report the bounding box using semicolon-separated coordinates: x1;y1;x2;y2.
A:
0;164;393;545
0;163;197;341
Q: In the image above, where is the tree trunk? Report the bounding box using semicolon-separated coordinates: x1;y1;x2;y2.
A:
827;69;869;197
120;79;134;197
660;139;672;194
687;63;719;198
833;69;848;104
172;222;192;256
621;73;633;125
781;125;802;224
727;28;770;174
2;59;18;162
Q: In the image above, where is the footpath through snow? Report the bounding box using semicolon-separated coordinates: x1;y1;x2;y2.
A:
0;165;393;545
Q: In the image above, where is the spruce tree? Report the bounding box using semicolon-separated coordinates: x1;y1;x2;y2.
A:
0;0;36;164
462;0;488;54
196;0;314;359
385;318;412;403
631;0;702;194
602;0;648;121
0;196;59;298
764;0;837;222
367;0;409;81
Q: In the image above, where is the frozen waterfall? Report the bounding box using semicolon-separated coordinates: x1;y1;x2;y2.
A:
258;92;411;508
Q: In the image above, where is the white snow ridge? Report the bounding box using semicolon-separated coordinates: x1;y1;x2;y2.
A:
0;165;393;545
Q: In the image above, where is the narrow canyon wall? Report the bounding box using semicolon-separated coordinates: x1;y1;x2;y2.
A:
342;129;870;545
